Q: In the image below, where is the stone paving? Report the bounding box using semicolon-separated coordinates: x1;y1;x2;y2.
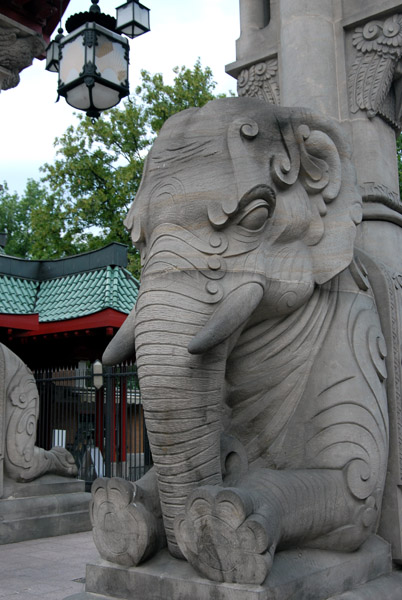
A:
0;531;99;600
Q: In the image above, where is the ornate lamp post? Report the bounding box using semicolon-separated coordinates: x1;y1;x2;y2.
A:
45;0;150;118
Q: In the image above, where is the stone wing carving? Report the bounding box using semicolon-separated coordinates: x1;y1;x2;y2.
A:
349;15;402;128
237;59;280;105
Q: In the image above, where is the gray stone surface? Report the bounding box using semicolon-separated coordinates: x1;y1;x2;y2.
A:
95;95;396;589
0;345;90;544
80;2;402;598
0;530;98;599
0;475;91;544
65;536;394;600
0;343;78;497
0;15;45;92
2;473;85;498
226;0;402;223
328;572;402;599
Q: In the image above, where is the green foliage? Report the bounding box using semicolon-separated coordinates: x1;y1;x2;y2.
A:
136;59;227;135
0;61;227;278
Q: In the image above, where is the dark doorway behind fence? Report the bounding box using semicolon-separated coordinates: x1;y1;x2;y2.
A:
34;362;151;491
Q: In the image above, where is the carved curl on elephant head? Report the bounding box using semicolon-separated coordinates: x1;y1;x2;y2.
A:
96;98;388;585
0;343;77;498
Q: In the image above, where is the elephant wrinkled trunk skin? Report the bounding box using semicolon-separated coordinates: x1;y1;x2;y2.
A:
134;284;226;557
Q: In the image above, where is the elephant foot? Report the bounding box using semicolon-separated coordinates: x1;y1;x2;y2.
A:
175;485;277;584
47;446;78;477
90;477;166;567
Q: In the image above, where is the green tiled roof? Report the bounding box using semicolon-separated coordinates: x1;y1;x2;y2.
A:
0;243;139;324
39;266;138;322
0;266;138;322
0;275;38;314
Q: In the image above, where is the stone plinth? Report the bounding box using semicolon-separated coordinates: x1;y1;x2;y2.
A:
0;474;91;544
63;535;400;600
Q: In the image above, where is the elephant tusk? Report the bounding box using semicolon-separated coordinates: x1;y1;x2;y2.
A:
188;282;264;355
102;307;136;365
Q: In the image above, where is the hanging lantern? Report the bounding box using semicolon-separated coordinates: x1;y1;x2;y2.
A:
45;0;150;118
57;0;131;118
45;28;64;73
116;0;150;39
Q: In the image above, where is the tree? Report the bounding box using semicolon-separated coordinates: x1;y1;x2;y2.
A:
0;180;43;258
0;60;228;277
137;61;226;134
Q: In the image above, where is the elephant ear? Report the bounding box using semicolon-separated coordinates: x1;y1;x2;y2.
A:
274;115;362;285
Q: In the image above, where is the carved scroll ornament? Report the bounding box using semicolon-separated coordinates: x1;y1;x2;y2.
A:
237;59;280;105
0;344;77;492
349;14;402;130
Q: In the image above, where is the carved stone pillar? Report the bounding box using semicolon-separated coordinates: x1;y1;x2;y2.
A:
226;1;402;205
279;0;339;118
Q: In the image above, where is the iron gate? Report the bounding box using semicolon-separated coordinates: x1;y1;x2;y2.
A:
34;362;151;490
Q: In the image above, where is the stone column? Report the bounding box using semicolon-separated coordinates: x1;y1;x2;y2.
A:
239;0;268;32
279;0;339;118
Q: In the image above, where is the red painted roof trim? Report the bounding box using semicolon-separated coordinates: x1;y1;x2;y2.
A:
0;313;39;331
1;309;127;337
0;1;70;45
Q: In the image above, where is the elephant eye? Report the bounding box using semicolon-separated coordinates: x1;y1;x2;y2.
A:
238;201;271;231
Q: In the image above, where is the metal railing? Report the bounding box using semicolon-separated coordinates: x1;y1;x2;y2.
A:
34;362;151;490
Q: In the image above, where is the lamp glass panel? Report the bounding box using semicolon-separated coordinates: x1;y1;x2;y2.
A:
95;35;128;86
92;83;121;110
116;4;133;29
66;84;91;110
134;4;150;29
133;24;144;36
46;40;59;72
59;36;85;85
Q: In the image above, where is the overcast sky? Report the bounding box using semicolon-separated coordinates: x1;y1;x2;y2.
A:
0;0;239;196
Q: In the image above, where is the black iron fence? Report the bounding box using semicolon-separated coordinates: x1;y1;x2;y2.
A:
34;362;151;490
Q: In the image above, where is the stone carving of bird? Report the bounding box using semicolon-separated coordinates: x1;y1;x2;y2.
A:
349;14;402;129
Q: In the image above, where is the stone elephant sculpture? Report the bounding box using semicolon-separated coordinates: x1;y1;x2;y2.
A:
92;98;390;585
0;343;77;497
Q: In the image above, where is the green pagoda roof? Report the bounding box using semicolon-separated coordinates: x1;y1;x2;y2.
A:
0;244;138;323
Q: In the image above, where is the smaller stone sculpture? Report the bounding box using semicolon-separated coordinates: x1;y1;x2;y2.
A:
0;343;77;497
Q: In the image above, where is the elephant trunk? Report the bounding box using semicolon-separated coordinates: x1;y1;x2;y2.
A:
135;286;225;557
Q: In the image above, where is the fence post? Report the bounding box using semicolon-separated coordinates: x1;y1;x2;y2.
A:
104;365;113;478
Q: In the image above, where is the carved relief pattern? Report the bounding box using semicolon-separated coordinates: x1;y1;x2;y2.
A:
108;100;394;582
0;345;4;497
90;477;165;566
387;269;402;479
360;182;402;215
0;24;45;91
1;344;77;486
237;59;280;105
306;283;388;505
6;368;39;472
348;14;402;130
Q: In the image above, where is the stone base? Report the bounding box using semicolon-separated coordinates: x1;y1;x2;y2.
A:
63;535;401;600
0;474;91;544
